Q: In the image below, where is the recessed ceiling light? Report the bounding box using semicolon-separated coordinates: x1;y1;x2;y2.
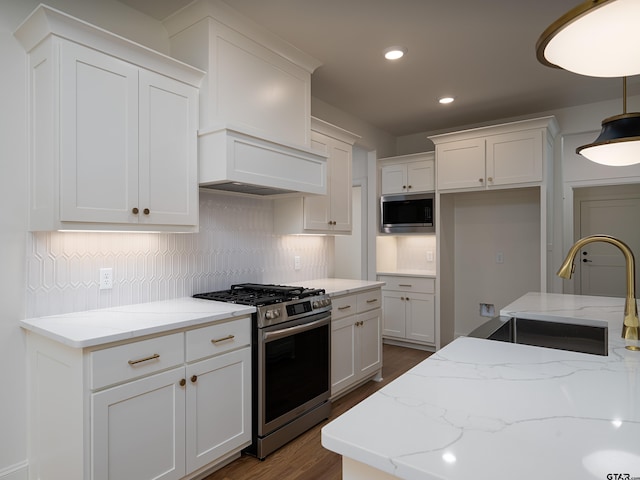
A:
383;46;407;60
439;97;455;104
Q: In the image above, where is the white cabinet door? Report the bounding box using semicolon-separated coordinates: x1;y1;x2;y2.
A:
357;309;382;379
486;129;543;186
381;291;406;338
407;160;435;193
436;138;485;191
331;315;357;395
329;139;352;232
304;132;332;230
92;367;186;480
381;164;407;195
139;70;198;226
405;293;435;344
304;131;352;233
59;40;139;224
185;347;251;473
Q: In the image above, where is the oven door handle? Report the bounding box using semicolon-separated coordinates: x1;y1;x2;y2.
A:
263;316;330;342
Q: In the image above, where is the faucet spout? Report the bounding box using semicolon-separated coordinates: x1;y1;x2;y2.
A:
557;235;639;341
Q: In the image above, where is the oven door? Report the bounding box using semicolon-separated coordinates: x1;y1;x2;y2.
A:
258;311;331;437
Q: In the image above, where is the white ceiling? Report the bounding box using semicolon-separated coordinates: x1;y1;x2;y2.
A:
119;0;635;136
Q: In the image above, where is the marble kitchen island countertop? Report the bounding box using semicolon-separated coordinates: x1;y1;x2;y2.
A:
20;298;255;348
321;292;640;480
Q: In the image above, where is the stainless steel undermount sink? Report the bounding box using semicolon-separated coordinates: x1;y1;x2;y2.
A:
468;315;608;356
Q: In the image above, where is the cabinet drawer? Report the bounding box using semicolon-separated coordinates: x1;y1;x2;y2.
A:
90;332;184;390
186;316;251;363
332;294;357;320
379;276;435;294
357;289;382;313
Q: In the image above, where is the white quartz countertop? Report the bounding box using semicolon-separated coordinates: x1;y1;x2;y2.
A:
301;278;385;296
20;298;255;348
321;292;640;479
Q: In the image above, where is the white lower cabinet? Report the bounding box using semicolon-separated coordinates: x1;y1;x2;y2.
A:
330;288;382;399
379;275;436;347
92;367;187;480
26;316;251;480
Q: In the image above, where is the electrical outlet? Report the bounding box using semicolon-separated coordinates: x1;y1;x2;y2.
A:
479;303;495;317
294;256;301;271
99;268;113;290
496;252;504;264
426;251;433;262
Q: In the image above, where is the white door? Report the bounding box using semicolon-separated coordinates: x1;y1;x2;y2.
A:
92;367;186;480
139;70;199;226
575;185;640;297
357;309;382;378
185;348;251;473
331;316;357;396
405;293;435;344
59;40;139;224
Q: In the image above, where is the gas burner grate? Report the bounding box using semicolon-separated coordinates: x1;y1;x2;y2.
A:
193;283;325;306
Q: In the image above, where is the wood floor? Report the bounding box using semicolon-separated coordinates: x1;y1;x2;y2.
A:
203;344;432;480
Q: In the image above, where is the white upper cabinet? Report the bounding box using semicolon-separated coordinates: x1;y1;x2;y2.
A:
15;5;204;232
273;118;360;234
379;152;435;195
431;117;558;193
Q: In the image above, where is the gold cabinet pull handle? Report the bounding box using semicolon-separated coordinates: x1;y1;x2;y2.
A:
211;335;235;344
190;375;197;383
487;177;493;182
366;299;378;303
128;353;160;365
132;207;139;215
179;379;186;387
143;208;150;215
338;305;352;310
399;284;412;287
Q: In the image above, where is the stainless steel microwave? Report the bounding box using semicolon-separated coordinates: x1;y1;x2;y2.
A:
380;192;435;234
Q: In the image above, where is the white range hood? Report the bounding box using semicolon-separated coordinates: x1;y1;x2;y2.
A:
164;0;327;196
198;124;328;196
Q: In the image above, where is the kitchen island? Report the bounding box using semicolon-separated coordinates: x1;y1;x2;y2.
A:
321;292;640;480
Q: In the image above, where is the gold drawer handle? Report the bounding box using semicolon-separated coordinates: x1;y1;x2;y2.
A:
398;284;412;287
366;299;378;303
128;353;160;366
338;305;352;310
211;335;235;344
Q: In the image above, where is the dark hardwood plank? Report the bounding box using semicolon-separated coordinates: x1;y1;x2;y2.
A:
203;344;432;480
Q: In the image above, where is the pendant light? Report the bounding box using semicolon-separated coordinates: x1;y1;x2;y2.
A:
536;0;640;78
576;77;640;166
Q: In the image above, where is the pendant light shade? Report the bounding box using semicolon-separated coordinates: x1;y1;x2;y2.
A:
536;0;640;78
577;77;640;166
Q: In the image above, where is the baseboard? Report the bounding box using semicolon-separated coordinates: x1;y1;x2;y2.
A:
0;461;28;480
382;338;436;352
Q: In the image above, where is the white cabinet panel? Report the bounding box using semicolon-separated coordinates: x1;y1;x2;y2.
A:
92;368;186;480
487;129;543;186
436;138;486;191
185;348;251;473
139;69;198;226
59;40;138;224
330;288;382;399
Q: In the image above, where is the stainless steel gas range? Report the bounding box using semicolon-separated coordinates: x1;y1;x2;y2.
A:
194;283;332;459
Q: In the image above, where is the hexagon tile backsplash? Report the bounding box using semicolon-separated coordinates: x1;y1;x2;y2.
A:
26;192;333;317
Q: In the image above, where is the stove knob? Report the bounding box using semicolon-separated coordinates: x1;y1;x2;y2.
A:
265;309;281;320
